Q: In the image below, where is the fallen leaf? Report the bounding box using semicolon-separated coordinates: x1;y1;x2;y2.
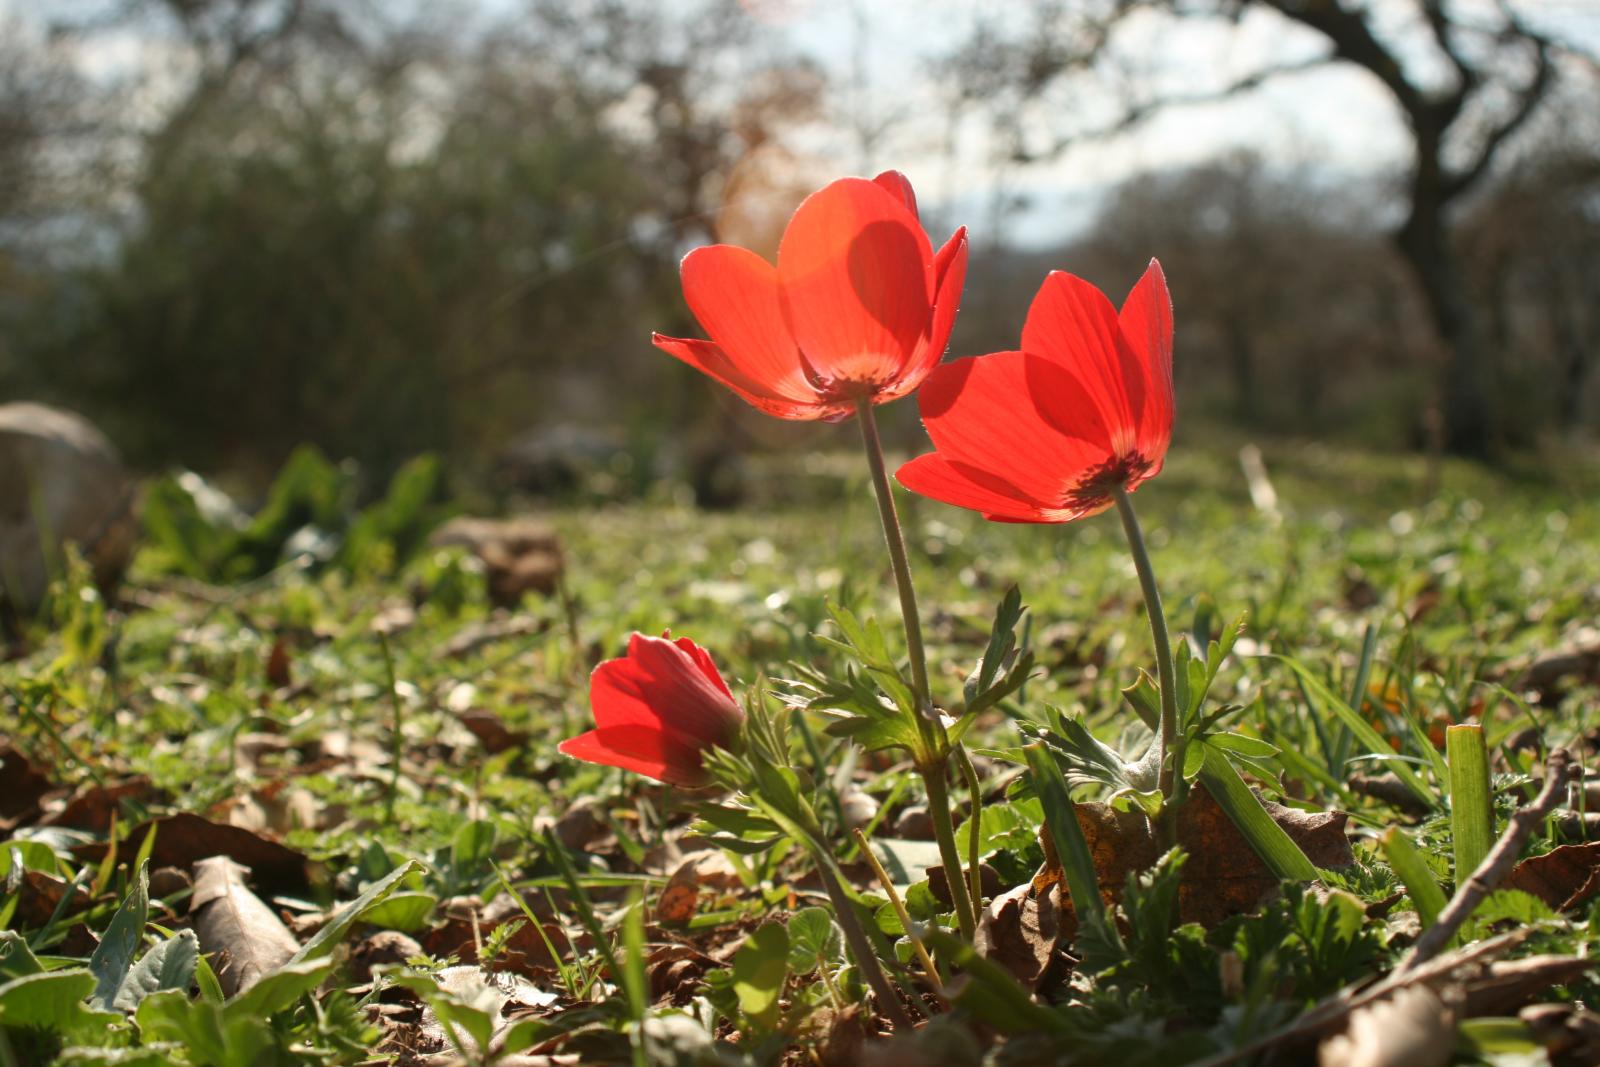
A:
42;777;163;832
455;709;529;755
439;615;543;659
0;741;51;827
1049;784;1353;927
1505;842;1600;911
974;882;1066;989
265;635;293;688
190;855;301;996
76;812;310;895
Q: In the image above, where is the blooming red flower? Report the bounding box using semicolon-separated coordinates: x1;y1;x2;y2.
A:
558;632;744;787
896;260;1173;523
652;171;968;420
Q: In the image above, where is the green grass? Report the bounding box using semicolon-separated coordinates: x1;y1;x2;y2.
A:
3;437;1597;1064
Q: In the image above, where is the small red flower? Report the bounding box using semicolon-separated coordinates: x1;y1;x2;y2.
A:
652;171;968;420
559;632;744;787
896;260;1173;523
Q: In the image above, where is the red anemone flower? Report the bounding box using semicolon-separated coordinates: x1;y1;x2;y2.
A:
896;260;1173;523
652;171;968;420
558;632;744;787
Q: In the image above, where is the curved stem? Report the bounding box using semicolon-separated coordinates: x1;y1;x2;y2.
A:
1112;486;1184;843
854;397;978;941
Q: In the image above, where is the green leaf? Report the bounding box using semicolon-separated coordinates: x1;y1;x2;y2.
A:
786;907;843;972
90;860;149;1010
731;923;788;1028
0;931;44;980
359;891;437;933
451;819;497;875
1023;743;1123;967
1378;829;1448;930
0;969;118;1034
1446;724;1494;885
1121;671;1162;732
1274;656;1435;808
114;929;199;1012
225;957;336;1019
1194;742;1318;882
288;861;419;964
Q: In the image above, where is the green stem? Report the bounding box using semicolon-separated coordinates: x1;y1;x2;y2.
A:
922;756;978;942
854;397;932;712
810;842;916;1030
1112;486;1184;844
854;397;978;941
958;747;985;918
377;629;404;823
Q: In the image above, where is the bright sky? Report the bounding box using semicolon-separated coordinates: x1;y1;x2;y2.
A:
8;0;1598;245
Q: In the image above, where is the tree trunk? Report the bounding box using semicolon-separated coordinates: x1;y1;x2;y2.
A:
1395;201;1495;458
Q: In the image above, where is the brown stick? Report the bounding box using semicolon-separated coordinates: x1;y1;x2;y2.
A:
1189;749;1579;1067
1399;748;1578;974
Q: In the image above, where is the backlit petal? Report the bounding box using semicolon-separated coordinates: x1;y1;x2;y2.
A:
672;634;736;702
558;727;707;787
917;352;1113;507
895;453;1052;523
1021;272;1144;455
872;170;918;218
778;178;933;391
886;227;969;401
680;245;815;403
652;335;837;421
1118;259;1175;460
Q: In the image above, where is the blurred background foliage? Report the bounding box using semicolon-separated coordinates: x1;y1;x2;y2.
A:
0;0;1596;502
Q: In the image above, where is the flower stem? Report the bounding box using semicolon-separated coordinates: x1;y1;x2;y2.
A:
854;397;979;942
957;747;985;917
854;397;932;711
1111;486;1185;843
811;844;916;1030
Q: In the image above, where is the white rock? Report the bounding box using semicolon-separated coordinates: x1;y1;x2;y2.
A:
0;403;136;613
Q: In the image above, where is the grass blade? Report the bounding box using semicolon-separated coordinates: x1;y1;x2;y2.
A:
1023;743;1123;965
1446;724;1493;885
1195;743;1318;882
1379;827;1448;930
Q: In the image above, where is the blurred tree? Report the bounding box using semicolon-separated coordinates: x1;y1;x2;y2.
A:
951;0;1595;456
1071;153;1428;435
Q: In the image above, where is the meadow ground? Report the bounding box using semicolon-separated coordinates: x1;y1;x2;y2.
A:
3;436;1598;1065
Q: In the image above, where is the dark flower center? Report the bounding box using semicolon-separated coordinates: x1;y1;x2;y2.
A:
1064;451;1152;510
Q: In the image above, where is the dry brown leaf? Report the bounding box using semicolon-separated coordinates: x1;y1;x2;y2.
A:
42;776;163;832
191;855;301;996
454;709;528;755
265;635;293;688
1049;784;1353;928
1318;985;1457;1067
76;812;310;895
12;869;92;927
974;882;1066;989
1505;842;1600;911
0;741;51;827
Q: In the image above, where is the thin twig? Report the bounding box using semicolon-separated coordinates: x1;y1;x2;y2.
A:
1399;748;1578;973
853;828;946;1000
1190;930;1531;1067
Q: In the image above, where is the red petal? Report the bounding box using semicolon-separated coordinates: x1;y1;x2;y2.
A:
652;335;839;421
1118;258;1174;459
588;633;743;750
680;244;816;404
672;635;736;702
1021;272;1144;456
872;170;918;219
895;453;1052;522
778;178;933;392
886;227;968;401
916;352;1113;507
558;727;708;787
